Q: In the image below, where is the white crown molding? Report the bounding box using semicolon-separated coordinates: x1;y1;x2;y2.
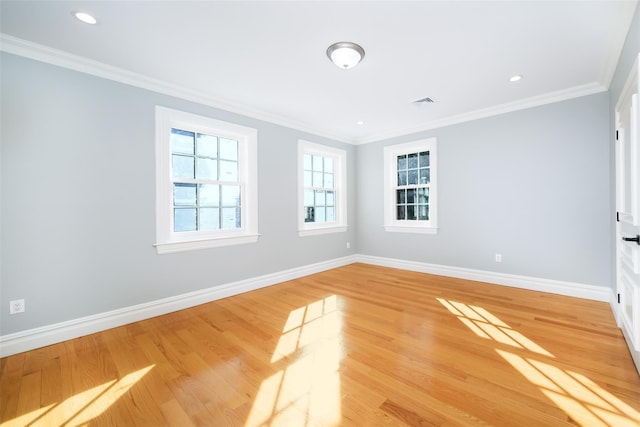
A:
0;253;616;357
0;255;358;357
1;33;613;147
353;82;608;145
0;33;355;145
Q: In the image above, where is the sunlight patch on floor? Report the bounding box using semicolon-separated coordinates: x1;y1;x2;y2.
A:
246;295;342;427
436;297;554;357
1;365;154;427
438;297;640;426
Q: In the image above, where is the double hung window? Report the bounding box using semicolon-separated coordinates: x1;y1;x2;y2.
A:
155;107;258;253
298;140;347;236
383;138;438;234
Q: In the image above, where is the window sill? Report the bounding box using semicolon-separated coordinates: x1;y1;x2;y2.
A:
384;225;438;235
298;225;347;237
155;234;259;254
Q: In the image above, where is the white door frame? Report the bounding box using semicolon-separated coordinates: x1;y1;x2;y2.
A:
614;52;640;375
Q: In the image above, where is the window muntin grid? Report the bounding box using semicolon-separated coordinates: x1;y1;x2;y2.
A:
171;128;241;232
395;151;430;221
303;153;336;223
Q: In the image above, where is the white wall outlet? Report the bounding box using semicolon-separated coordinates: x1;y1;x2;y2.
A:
10;299;25;314
346;241;351;249
495;254;502;263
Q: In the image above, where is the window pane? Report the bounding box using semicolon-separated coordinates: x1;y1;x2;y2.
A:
304;154;312;171
196;133;217;158
172;155;194;179
305;206;315;222
418;187;429;203
396;189;406;204
397;171;407;186
407;205;416;220
222;207;240;229
326;191;335;206
408;169;418;185
406;189;416;203
420;168;430;184
171;129;194;155
313;155;323;172
174;208;196;232
324;158;334;173
196;158;216;180
397;155;407;171
316;206;326;222
313;171;323;187
326;207;335;222
418;204;429;220
396;205;406;220
304;189;314;207
173;183;196;206
304;206;316;222
324;172;334;188
315;190;326;206
304;171;312;187
419;151;429;167
408;153;418;169
199;207;220;230
220;160;238;181
220;138;238;161
222;185;240;206
199;184;219;206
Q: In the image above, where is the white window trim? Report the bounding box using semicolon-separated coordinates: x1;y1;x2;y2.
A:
383;138;438;234
298;140;347;237
155;106;259;254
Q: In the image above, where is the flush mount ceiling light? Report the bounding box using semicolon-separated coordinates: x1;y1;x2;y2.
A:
509;74;523;82
326;42;365;69
74;11;97;25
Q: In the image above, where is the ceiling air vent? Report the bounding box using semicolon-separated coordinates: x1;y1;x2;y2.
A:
413;97;435;104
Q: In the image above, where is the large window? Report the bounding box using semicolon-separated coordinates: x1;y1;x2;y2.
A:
155;107;258;253
383;138;438;234
298;140;347;236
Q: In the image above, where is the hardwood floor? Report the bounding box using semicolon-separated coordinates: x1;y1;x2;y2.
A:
1;263;639;426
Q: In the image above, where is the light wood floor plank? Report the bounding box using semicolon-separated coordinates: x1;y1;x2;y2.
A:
1;263;639;426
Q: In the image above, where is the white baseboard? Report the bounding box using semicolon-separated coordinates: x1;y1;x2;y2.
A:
354;255;615;302
0;253;616;358
0;255;358;357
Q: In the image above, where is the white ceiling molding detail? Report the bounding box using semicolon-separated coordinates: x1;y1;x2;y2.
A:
0;33;613;146
1;2;636;144
0;34;352;144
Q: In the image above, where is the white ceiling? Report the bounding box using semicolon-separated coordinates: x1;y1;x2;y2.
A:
1;1;637;144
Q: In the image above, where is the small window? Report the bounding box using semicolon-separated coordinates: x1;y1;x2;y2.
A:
384;138;438;234
155;107;258;253
298;140;347;236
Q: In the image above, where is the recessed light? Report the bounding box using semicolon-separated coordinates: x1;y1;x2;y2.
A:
356;120;365;125
509;75;522;82
74;11;97;25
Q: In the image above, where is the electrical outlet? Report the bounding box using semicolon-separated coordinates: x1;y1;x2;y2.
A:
346;241;351;249
495;254;502;263
10;299;25;314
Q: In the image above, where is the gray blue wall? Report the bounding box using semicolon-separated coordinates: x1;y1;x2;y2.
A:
356;92;612;287
0;53;356;335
